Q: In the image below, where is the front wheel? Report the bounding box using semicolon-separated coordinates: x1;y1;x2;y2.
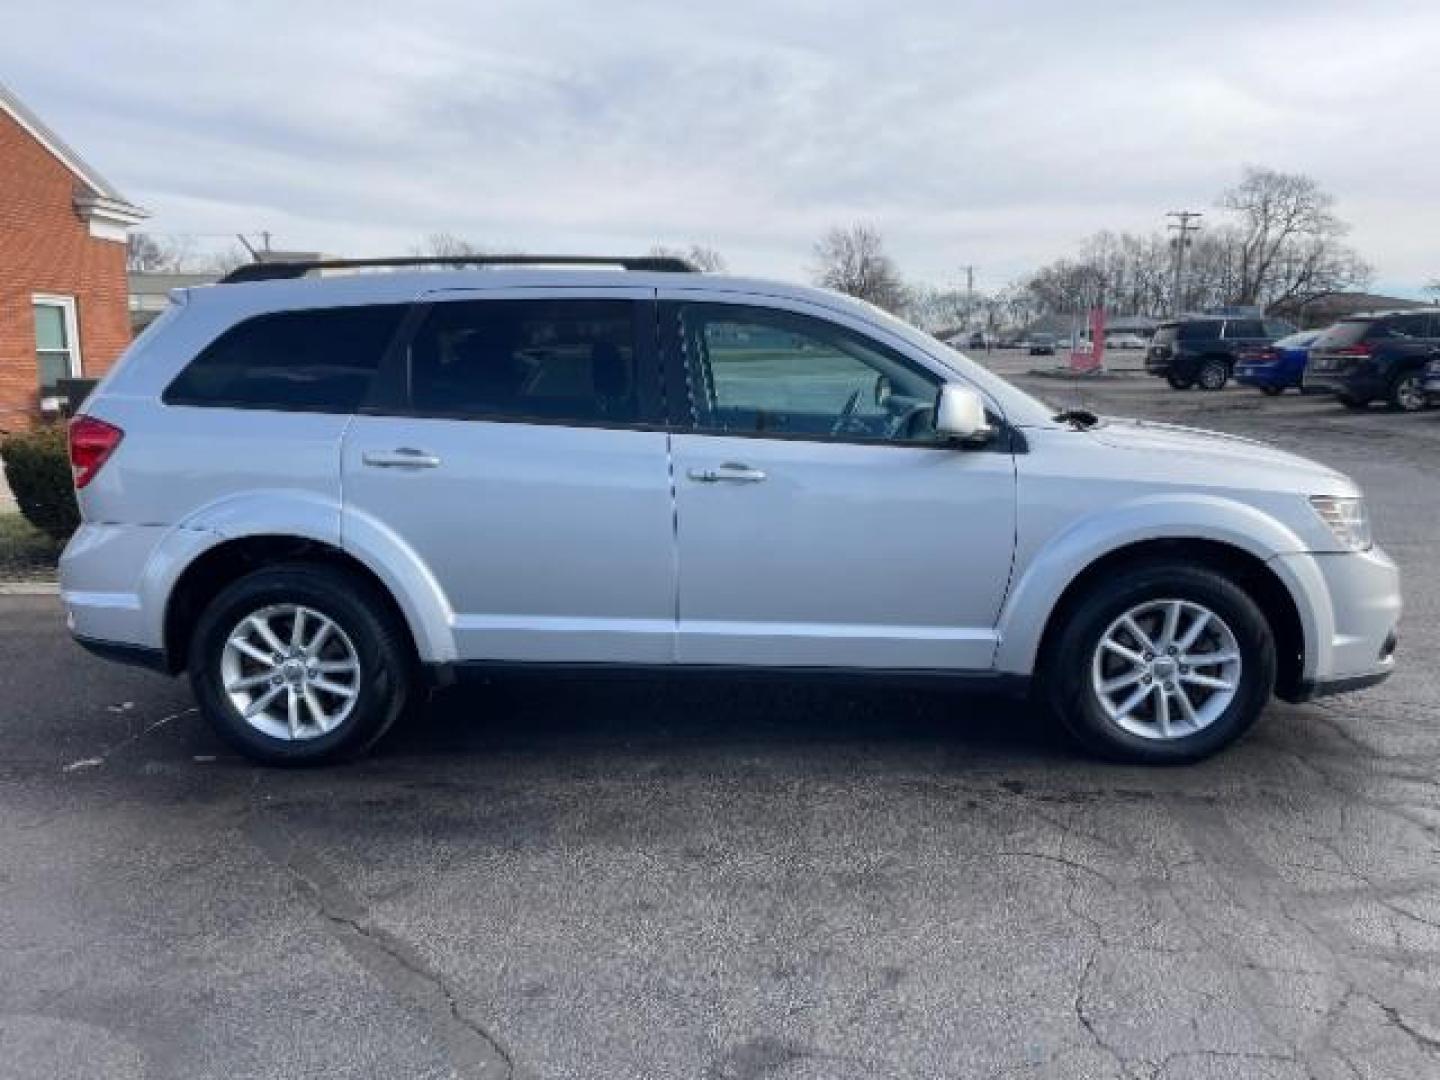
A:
1260;385;1284;397
188;563;414;764
1042;562;1276;764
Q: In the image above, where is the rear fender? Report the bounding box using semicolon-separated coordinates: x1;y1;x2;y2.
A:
138;491;456;664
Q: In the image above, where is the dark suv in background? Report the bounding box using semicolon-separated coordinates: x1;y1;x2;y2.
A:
1305;310;1440;412
1146;316;1295;391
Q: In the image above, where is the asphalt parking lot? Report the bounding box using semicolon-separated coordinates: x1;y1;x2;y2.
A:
2;360;1438;1079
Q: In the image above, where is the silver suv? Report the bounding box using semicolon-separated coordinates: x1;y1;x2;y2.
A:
61;256;1401;765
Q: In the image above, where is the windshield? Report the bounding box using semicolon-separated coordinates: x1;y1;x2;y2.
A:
1313;320;1373;348
1275;330;1322;349
834;299;1059;426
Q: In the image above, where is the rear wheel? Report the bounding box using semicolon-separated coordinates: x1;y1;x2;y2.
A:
1042;562;1275;764
1166;373;1195;390
1388;371;1426;412
1260;385;1283;397
188;563;413;764
1197;359;1230;391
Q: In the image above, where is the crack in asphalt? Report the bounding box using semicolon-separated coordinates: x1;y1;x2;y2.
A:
242;812;514;1079
1377;1001;1440;1058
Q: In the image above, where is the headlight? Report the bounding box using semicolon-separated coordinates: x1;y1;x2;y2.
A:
1309;495;1372;551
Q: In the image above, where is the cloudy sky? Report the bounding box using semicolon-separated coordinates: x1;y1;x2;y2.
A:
5;0;1438;294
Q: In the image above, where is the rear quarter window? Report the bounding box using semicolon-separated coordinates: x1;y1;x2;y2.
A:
164;305;407;412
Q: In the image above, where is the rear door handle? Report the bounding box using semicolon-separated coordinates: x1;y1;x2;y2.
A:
362;448;442;469
687;463;766;484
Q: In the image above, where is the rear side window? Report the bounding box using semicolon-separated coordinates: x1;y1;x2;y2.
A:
405;299;644;425
166;305;406;412
1223;320;1265;339
1176;322;1221;342
1389;313;1430;338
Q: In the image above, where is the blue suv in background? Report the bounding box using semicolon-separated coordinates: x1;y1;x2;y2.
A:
1234;329;1324;396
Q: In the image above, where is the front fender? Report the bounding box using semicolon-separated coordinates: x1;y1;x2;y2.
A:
993;493;1323;679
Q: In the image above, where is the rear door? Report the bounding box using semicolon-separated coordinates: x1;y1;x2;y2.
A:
660;291;1017;670
342;289;677;663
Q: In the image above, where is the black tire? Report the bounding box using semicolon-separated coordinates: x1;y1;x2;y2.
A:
1197;358;1230;391
1041;561;1276;765
188;563;413;765
1260;385;1283;397
1166;373;1195;390
1387;371;1426;413
1337;394;1370;411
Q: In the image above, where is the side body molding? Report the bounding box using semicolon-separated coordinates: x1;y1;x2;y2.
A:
992;493;1327;682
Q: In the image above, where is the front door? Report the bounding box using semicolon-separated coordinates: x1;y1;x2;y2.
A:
342;290;676;663
662;296;1017;670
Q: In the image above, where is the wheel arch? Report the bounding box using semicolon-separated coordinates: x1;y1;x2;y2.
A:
161;535;426;676
1023;538;1306;700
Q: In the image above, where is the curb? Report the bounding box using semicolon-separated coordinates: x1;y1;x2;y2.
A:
0;581;59;595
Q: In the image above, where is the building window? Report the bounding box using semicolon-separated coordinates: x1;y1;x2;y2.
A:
33;295;83;391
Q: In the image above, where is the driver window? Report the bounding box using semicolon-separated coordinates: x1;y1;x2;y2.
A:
680;304;940;443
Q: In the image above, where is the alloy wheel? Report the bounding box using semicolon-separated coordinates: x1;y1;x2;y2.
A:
1394;374;1425;412
1199;363;1228;390
220;604;362;740
1090;599;1242;740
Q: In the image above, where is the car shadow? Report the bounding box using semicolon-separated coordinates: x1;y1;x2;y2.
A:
372;671;1075;766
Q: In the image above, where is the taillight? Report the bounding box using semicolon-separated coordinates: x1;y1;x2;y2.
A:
1333;343;1374;359
69;415;124;489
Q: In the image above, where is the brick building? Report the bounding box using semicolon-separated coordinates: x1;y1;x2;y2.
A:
0;81;146;430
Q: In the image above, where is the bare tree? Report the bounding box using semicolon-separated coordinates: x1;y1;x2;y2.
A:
126;232;198;272
208;244;252;275
648;244;726;272
1219;167;1368;305
811;224;906;312
412;233;489;259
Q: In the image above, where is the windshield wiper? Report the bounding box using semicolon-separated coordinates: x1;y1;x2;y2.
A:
1052;408;1100;430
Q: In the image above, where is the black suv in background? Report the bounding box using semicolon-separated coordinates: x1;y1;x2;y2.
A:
1145;317;1295;390
1305;310;1440;412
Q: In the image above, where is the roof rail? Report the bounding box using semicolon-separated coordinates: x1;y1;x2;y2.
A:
220;254;697;284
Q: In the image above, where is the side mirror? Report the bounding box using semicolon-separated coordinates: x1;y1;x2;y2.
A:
934;384;994;446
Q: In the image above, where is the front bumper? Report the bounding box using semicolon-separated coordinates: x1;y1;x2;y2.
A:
1273;546;1401;701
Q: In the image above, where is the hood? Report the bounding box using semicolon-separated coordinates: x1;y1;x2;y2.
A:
1090;417;1355;494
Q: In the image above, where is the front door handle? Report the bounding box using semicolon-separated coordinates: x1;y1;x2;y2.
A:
688;463;767;484
363;448;442;469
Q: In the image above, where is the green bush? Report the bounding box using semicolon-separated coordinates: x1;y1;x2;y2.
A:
1;426;79;543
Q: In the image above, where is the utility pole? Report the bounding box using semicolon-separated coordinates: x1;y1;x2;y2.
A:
1166;211;1202;317
964;265;975;328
